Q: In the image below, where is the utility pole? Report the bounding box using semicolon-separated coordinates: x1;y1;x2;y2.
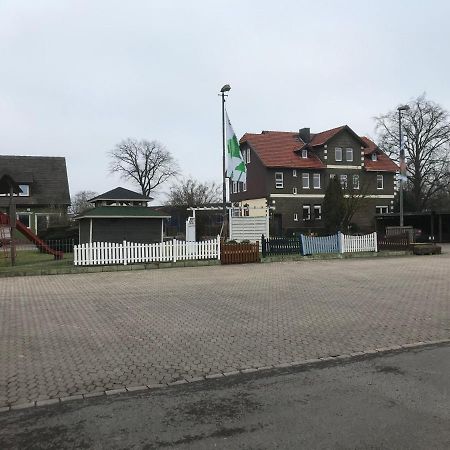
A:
220;84;231;236
397;104;410;227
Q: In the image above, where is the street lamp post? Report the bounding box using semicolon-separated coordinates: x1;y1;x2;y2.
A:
398;104;410;227
220;84;231;232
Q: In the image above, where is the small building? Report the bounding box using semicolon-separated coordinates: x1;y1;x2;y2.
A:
75;187;170;244
0;155;71;233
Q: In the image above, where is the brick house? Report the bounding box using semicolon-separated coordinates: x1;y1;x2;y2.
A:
230;125;398;235
0;155;70;234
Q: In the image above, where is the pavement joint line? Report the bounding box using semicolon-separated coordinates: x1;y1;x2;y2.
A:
1;338;449;414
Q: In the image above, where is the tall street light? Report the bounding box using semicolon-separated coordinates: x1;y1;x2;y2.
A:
398;104;410;227
220;84;231;230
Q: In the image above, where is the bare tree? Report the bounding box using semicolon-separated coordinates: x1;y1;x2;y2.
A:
342;179;371;232
109;139;179;197
375;95;450;211
166;178;221;207
69;190;97;216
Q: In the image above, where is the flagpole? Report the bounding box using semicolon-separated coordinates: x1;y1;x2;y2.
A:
220;84;231;235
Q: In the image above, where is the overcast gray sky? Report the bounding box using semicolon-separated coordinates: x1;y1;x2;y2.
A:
1;0;449;203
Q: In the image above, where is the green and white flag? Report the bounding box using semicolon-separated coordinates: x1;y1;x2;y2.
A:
226;111;246;183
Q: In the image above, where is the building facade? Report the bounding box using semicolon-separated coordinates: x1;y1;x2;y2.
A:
230;126;398;235
0;155;70;234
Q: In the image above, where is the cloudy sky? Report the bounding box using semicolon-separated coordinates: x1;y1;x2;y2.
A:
1;0;449;203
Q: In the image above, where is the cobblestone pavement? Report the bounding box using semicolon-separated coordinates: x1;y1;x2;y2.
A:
1;251;449;408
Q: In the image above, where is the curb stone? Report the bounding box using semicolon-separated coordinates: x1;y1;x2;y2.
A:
1;338;449;413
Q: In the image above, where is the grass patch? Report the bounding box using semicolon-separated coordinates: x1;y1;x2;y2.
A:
0;250;73;274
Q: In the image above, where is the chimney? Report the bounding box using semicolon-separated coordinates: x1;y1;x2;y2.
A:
299;128;310;143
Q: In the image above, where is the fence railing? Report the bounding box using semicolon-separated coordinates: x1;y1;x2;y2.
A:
263;232;379;256
341;232;377;253
73;237;220;266
261;235;301;257
377;234;410;251
301;234;339;255
221;242;260;264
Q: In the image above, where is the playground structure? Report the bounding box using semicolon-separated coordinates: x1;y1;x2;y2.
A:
0;211;63;260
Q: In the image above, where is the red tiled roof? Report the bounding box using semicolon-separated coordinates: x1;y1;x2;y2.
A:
240;128;398;172
309;126;346;147
240;131;325;169
361;136;399;172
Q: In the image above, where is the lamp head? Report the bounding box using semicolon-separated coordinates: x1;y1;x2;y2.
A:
397;105;410;112
220;84;231;93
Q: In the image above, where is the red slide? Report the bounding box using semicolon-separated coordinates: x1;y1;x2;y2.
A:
0;212;63;259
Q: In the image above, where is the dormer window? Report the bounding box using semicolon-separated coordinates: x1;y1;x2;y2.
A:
301;149;308;159
372;153;377;161
17;184;30;196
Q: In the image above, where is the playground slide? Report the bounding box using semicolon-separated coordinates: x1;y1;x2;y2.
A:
0;212;63;259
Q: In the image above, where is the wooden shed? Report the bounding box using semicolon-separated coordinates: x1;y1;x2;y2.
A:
75;187;170;244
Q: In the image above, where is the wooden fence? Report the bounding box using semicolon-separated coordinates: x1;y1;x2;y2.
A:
73;237;220;266
221;242;260;265
377;234;410;251
261;235;301;257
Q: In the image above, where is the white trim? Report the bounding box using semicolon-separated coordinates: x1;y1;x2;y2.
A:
293;187;297;195
313;173;321;189
302;172;310;189
275;172;284;189
346;148;353;162
293;169;297;177
326;165;362;170
293;213;298;222
271;193;325;198
344;194;395;199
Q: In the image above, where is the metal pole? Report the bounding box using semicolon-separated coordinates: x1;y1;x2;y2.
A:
222;91;226;223
399;109;404;227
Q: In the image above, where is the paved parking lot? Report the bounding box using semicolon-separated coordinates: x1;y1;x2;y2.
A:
1;251;449;408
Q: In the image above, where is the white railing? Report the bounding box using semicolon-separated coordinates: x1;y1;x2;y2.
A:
340;232;377;253
73;236;221;266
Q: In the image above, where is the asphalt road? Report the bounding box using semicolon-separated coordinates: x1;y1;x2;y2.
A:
1;344;449;449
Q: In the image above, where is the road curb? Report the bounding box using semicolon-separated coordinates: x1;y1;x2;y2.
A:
1;338;449;413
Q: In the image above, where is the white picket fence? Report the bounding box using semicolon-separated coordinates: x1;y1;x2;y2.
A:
340;232;377;253
73;236;220;266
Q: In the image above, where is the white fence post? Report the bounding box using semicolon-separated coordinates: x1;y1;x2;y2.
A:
173;238;177;262
217;235;221;260
373;232;378;252
123;240;127;265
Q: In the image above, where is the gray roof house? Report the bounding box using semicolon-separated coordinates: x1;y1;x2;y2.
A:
75;187;170;244
0;155;70;233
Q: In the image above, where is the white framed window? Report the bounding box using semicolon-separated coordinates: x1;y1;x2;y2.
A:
301;149;308;159
294;213;298;222
242;182;247;192
352;174;360;190
246;148;251;163
275;172;284;188
340;174;348;189
335;147;342;161
372;153;377;161
377;174;384;189
293;187;297;195
302;205;311;221
346;148;353;162
232;181;238;193
313;173;321;189
313;205;322;220
376;206;389;214
19;184;30;197
293;169;297;177
302;173;310;189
